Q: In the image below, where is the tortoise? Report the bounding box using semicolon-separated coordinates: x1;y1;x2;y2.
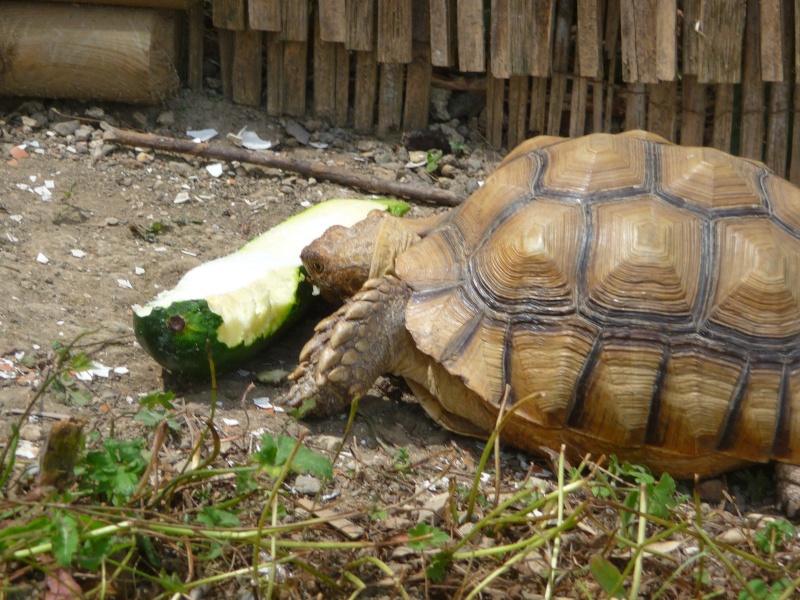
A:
284;131;800;514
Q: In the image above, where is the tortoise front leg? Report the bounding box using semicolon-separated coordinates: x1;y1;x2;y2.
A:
283;275;412;416
776;463;800;517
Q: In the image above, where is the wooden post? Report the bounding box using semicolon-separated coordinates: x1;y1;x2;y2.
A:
377;63;405;135
764;0;791;176
231;30;263;106
377;0;413;63
429;0;456;66
456;0;485;71
354;49;378;132
740;0;764;161
697;0;746;84
0;4;180;104
547;0;574;136
508;75;530;149
403;42;432;131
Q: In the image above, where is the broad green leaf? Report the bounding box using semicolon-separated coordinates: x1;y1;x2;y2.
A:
51;511;79;567
589;554;625;598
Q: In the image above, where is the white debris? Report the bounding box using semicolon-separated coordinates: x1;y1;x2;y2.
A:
113;366;129;375
15;440;38;460
45;180;55;189
36;253;49;264
174;191;191;204
253;397;285;412
206;163;224;178
222;418;240;427
134;266;145;275
228;126;273;150
117;279;133;289
187;128;218;142
180;250;197;257
9;215;23;223
16;183;30;191
309;141;328;149
299;200;312;207
71;249;87;258
75;362;112;381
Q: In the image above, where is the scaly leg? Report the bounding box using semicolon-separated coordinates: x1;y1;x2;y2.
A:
283;275;413;415
776;463;800;517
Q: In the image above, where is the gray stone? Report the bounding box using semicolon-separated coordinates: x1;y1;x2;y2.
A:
293;474;322;495
52;120;80;137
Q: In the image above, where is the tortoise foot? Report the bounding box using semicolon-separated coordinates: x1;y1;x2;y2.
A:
776;463;800;517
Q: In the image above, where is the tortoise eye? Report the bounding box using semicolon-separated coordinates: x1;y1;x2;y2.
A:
311;260;324;274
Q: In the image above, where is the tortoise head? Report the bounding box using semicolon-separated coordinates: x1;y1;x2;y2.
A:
301;209;420;303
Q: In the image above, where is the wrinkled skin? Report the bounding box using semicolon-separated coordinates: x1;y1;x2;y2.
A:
283;211;800;517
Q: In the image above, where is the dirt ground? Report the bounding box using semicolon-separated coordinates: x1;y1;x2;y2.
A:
1;89;798;599
0;87;509;461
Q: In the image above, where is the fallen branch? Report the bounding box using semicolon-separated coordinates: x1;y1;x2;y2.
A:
107;129;465;207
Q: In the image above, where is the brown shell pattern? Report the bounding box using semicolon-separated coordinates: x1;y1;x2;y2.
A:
395;133;800;476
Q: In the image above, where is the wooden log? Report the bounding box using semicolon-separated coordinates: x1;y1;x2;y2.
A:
620;0;657;83
577;0;602;79
680;74;706;146
319;0;347;42
377;62;405;135
508;75;530;149
656;0;676;81
429;0;456;66
265;33;283;116
646;81;677;140
697;0;746;83
740;0;764;161
0;3;180;105
456;0;485;71
354;49;378;132
109;129;465;206
760;0;784;81
529;77;548;135
213;0;245;29
624;83;647;130
403;42;432;131
347;0;375;51
711;84;735;152
764;0;792;175
281;0;309;42
378;0;413;63
547;0;574;136
231;30;263;106
249;0;281;31
282;41;308;116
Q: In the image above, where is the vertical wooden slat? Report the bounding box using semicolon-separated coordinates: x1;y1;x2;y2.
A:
347;0;374;51
429;0;455;66
711;84;734;151
531;0;556;77
647;82;677;140
187;2;204;90
569;51;588;137
282;41;308;116
760;0;784;81
529;77;548;135
281;0;309;41
603;0;620;132
740;0;764;161
547;0;574;136
680;75;706;146
314;10;337;119
249;0;281;31
412;0;431;41
219;29;235;99
620;0;657;83
490;0;511;78
697;0;746;83
509;0;534;75
214;0;246;29
592;81;604;133
333;44;350;126
378;0;413;63
682;0;700;75
319;0;347;42
656;0;676;81
624;83;647;130
403;42;432;130
765;0;792;175
456;0;485;71
487;65;505;147
354;48;378;132
265;33;284;116
577;0;602;78
790;82;800;183
231;30;262;106
507;75;529;148
377;63;404;135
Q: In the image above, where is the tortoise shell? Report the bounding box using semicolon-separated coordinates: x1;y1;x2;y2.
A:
393;131;800;477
